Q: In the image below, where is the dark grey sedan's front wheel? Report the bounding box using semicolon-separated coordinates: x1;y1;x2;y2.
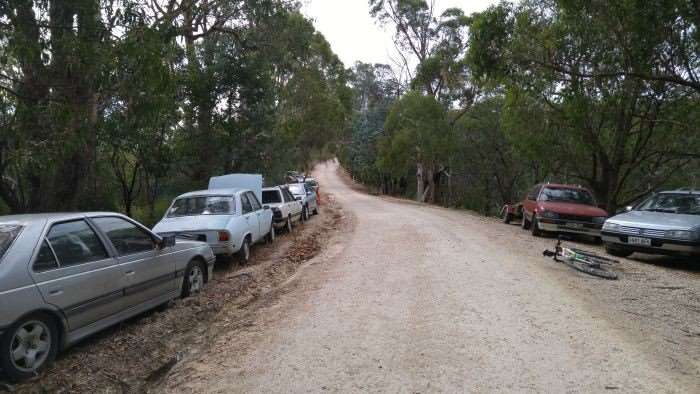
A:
181;259;206;298
0;313;59;382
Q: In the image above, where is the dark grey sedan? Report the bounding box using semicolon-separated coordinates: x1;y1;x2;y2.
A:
0;212;214;381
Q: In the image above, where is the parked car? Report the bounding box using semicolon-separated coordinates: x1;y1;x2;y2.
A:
262;186;303;232
519;183;608;239
0;212;214;381
153;188;274;263
304;178;319;192
286;171;306;183
602;189;700;257
288;182;319;218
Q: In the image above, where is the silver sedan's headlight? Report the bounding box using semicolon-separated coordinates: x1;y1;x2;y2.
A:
665;230;693;240
592;216;607;224
603;221;619;231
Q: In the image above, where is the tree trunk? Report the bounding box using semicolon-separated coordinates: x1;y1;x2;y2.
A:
416;162;426;202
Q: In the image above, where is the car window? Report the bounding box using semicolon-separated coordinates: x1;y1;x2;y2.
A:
0;224;22;262
282;189;294;203
92;217;155;256
166;196;233;217
262;190;282;204
637;194;700;215
241;193;253;214
540;187;595;205
33;240;59;272
46;220;108;267
288;184;305;195
248;192;262;211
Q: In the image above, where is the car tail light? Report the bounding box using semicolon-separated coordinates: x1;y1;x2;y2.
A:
218;231;230;242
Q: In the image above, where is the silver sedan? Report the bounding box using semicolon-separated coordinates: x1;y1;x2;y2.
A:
0;212;214;381
602;190;700;257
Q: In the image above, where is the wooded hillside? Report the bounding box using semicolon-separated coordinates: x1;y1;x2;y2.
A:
340;0;700;214
0;0;351;223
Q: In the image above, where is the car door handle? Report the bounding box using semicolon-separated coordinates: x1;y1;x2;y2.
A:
125;270;135;276
49;289;63;296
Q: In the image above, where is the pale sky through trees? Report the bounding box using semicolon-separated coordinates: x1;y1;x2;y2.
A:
301;0;498;67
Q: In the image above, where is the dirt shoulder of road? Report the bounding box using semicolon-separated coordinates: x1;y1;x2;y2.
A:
5;196;347;394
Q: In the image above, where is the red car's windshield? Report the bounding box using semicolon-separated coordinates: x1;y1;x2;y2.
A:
539;187;595;205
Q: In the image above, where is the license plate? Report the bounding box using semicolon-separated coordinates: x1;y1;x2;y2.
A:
565;222;583;229
628;236;652;246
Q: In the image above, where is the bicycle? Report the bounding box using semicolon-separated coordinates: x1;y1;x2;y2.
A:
543;239;619;280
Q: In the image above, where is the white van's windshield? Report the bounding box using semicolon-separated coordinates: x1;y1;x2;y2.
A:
167;196;234;217
0;224;22;261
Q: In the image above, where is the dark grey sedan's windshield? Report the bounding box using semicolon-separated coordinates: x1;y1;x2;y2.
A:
167;196;234;217
540;187;595;205
0;224;22;261
638;194;700;215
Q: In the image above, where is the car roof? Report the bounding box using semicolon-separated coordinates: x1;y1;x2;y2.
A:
659;189;700;195
540;183;589;191
0;212;126;225
263;186;288;191
176;188;246;198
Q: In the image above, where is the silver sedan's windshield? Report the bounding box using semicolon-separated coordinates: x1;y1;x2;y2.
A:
0;224;22;261
167;196;234;217
637;194;700;215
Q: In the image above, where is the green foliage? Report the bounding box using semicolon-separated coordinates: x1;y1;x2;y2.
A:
0;0;351;216
378;91;452;176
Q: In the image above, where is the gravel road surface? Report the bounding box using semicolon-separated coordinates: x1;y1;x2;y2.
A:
159;160;699;393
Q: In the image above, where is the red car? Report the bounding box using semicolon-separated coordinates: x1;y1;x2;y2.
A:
505;183;608;239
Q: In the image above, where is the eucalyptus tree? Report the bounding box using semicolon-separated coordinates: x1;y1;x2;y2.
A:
467;0;700;212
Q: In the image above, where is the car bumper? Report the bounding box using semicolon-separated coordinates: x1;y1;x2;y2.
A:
210;242;237;256
537;219;602;237
602;231;700;255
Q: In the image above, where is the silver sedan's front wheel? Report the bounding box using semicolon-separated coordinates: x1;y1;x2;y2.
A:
11;320;51;373
1;313;58;381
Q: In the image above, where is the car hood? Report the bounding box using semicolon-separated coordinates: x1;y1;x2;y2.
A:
607;210;700;230
537;201;607;217
152;215;233;233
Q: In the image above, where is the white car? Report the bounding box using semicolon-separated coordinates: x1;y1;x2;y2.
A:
288;182;319;220
262;186;303;232
153;188;274;263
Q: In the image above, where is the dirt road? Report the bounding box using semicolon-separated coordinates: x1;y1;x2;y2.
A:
159;161;699;393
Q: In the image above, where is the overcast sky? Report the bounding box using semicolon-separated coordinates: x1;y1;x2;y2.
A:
300;0;498;68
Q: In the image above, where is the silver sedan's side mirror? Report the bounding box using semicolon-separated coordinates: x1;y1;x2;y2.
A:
625;206;634;212
158;235;176;248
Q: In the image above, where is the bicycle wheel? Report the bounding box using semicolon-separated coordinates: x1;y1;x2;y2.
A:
570;248;620;265
563;257;618;280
